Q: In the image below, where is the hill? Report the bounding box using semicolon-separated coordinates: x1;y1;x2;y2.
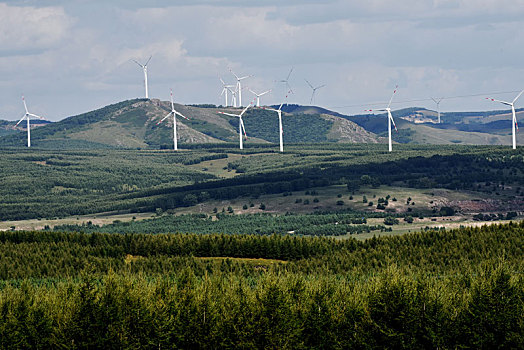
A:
0;99;381;149
0;119;51;137
344;107;524;145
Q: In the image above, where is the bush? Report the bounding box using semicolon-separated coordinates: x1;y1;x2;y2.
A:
259;203;266;210
439;206;455;216
384;217;399;225
336;200;344;206
404;216;414;223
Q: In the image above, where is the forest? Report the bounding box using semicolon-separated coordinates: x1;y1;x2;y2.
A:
0;144;522;220
0;222;522;348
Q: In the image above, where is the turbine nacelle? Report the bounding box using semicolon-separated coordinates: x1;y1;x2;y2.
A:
486;89;523;149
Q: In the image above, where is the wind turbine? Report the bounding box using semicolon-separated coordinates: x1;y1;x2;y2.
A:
305;79;326;105
218;103;252;150
366;86;399;152
431;97;443;123
248;88;271;107
260;91;290;153
230;69;251;107
133;55;152;99
219;78;235;107
16;95;46;148
277;67;294;94
157;89;190;151
486;89;524;150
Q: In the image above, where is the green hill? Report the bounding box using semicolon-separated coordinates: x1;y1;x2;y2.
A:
345;107;524;145
0;100;381;148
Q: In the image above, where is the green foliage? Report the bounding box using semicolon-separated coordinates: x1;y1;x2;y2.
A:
0;223;522;348
234;109;333;143
384;217;399;225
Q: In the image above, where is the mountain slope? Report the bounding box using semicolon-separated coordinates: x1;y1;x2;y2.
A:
0;100;382;148
344;108;524;145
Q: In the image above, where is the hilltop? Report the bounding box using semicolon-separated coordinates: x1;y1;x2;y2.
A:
343;107;524;145
0;99;381;149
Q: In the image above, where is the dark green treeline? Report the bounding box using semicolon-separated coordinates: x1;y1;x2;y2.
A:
0;222;522;349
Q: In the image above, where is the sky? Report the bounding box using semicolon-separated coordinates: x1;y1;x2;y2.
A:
1;0;523;121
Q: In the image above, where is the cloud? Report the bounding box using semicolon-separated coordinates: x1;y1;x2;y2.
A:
0;3;74;54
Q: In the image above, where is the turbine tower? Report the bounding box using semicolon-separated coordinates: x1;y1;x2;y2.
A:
219;78;235;107
486;89;524;149
248;88;271;107
230;69;251;107
366;86;399;152
218;104;252;149
133;55;152;99
157;89;190;151
260;91;290;152
16;95;46;148
305;79;326;105
431;97;443;123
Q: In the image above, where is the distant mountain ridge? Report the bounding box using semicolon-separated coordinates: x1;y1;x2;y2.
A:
0;99;381;148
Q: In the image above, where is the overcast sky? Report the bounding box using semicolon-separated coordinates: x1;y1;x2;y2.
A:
1;0;523;121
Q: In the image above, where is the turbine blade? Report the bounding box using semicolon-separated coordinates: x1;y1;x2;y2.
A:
28;113;45;120
229;68;239;80
218;111;239;117
305;79;314;89
387;85;398;109
157;112;172;124
260;90;271;96
486;97;511;106
389;112;398;131
145;55;152;66
22;95;28;113
315;84;326;90
239;104;251;117
513;89;524;104
175;111;190;120
239;117;247;138
15;114;27;126
133;59;143;68
239;75;251;80
286;67;293;81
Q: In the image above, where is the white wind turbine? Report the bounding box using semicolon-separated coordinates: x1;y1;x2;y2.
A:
431;97;443;123
260;91;290;153
305;79;326;105
16;95;46;148
133;55;152;99
219;77;236;107
157;89;190;151
218;104;252;150
366;86;399;152
249;88;272;107
486;89;524;150
277;67;294;94
230;69;251;107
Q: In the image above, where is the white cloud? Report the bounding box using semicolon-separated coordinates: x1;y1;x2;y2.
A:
0;3;73;53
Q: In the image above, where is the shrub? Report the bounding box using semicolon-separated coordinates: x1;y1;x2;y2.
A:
384;217;399;225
